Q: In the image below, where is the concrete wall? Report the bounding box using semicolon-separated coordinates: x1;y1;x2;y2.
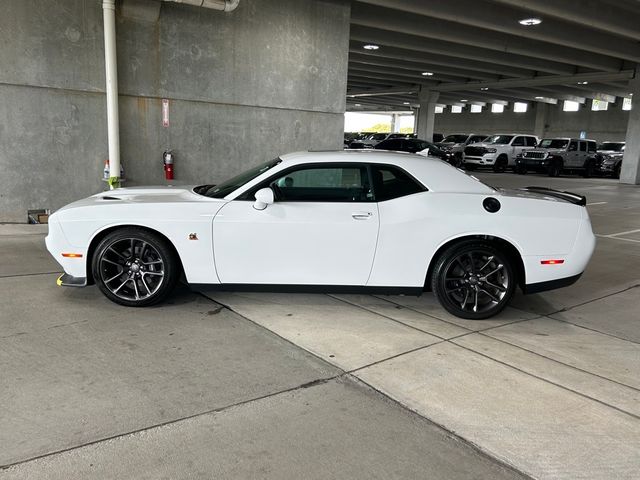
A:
0;0;350;222
434;101;630;141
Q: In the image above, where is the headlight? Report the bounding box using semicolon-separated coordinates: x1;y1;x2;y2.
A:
486;148;497;153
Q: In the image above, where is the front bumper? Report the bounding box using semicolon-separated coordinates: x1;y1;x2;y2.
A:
464;154;497;165
516;157;550;169
45;219;89;280
56;273;87;287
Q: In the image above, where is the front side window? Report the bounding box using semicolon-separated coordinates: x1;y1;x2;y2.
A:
539;139;569;149
273;166;370;202
569;141;578;151
200;158;281;198
371;165;425;202
588;142;597;153
526;137;538;147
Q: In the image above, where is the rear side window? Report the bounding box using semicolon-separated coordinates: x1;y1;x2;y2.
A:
579;142;587;152
371;165;425;202
512;136;525;146
588;141;597;152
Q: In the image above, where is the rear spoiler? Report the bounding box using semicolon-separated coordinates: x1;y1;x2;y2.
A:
520;186;587;206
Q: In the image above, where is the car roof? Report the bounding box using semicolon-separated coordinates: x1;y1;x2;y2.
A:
545;137;596;141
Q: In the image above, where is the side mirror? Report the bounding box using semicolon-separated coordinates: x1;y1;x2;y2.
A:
253;187;274;210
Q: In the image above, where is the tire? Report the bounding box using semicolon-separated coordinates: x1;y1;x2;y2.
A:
582;159;595;178
92;227;180;307
493;155;508;173
431;241;516;320
547;158;562;177
614;164;621;179
515;164;527;175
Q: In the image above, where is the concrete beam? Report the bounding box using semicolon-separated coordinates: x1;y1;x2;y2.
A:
348;52;496;81
348;68;439;88
491;0;640;41
354;0;640;63
349;42;532;78
620;72;640;184
351;3;624;71
350;25;576;75
347;87;419;97
435;71;635;92
348;62;468;84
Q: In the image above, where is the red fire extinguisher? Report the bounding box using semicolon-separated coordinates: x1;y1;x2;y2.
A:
163;150;174;180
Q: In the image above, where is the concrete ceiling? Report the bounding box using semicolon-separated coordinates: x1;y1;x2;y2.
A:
346;0;639;111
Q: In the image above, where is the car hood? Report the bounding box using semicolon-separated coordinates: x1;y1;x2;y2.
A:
57;185;207;211
525;148;564;154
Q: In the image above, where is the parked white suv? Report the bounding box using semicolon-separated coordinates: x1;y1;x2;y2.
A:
463;134;538;172
437;133;488;166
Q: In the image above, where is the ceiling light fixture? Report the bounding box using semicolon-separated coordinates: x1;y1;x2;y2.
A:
480;87;489;91
421;72;434;76
519;17;542;26
354;103;361;106
403;102;410;105
363;44;379;50
460;99;468;102
578;81;589;85
535;96;544;99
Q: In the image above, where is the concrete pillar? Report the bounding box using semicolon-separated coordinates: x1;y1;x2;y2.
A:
534;103;548;139
417;88;440;141
620;71;640;184
390;113;399;133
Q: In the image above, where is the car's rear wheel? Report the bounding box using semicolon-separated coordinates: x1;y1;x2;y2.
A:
493;155;508;173
431;241;516;320
92;228;179;307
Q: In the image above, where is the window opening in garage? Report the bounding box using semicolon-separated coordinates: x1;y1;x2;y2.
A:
491;104;504;113
451;105;462;113
592;99;608;111
623;97;632;111
435;106;444;114
563;100;580;112
470;105;482;113
513;102;528;113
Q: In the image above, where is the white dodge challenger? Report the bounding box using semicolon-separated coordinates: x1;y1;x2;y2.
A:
46;150;596;319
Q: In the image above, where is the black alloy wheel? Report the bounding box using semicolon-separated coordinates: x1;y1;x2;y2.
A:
431;241;516;320
92;228;179;307
493;156;508;173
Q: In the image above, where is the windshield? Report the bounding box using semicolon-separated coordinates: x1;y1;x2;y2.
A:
441;134;468;143
539;139;569;149
484;135;514;145
199;158;281;198
599;142;625;152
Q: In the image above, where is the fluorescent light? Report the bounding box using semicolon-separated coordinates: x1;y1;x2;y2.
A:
354;103;361;106
480;87;489;91
519;17;542;26
460;99;468;102
403;102;410;105
535;96;544;99
421;72;434;76
363;44;379;50
578;81;589;85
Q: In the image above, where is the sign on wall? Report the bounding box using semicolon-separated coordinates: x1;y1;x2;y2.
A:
162;99;170;127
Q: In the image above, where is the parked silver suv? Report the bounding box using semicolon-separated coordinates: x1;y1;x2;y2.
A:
437;133;487;166
515;138;598;177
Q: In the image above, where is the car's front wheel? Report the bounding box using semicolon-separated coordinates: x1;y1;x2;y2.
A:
431;241;516;319
92;228;179;307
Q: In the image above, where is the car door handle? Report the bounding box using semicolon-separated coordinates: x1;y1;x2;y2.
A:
352;212;373;220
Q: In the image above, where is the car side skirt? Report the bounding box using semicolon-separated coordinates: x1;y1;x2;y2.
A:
191;283;424;296
523;272;582;294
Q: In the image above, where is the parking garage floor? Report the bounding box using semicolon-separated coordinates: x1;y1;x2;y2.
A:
1;172;639;480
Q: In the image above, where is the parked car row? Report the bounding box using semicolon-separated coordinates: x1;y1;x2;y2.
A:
346;130;626;178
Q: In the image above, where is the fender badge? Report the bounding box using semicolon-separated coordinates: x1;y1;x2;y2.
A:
188;233;198;240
